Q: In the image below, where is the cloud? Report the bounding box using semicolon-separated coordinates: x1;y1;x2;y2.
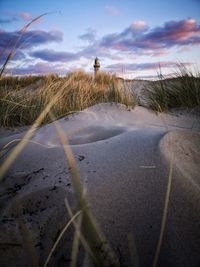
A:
0;17;19;24
77;44;121;62
0;12;32;24
8;62;67;75
106;61;192;72
144;19;200;47
30;49;79;62
99;19;200;54
1;18;198;76
0;29;63;51
29;45;121;64
0;50;26;65
135;74;159;80
105;5;120;16
79;28;96;43
28;18;199;66
17;12;32;20
130;21;149;32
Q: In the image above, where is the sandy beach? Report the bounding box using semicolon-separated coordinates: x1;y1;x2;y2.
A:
0;103;200;267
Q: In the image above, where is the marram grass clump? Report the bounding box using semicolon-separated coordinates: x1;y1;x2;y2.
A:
0;71;137;127
146;64;200;112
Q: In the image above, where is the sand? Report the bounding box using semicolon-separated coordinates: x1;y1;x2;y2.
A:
0;103;200;267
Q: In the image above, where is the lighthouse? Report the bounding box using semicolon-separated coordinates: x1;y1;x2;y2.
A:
94;57;100;78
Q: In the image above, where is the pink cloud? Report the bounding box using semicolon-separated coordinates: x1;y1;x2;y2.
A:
148;19;200;44
177;46;191;53
106;61;193;72
9;62;67;75
112;43;129;51
131;20;147;31
151;50;169;57
18;12;33;20
99;18;200;55
105;5;120;16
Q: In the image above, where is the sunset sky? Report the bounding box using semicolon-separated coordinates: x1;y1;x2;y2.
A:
0;0;200;79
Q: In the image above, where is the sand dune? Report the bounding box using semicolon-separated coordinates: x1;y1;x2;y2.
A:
0;103;200;267
160;130;200;190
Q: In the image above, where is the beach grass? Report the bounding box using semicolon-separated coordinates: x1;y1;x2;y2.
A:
0;71;136;127
146;64;200;112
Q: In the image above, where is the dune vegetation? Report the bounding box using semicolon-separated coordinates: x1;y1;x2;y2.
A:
0;64;200;127
145;64;200;112
0;71;136;127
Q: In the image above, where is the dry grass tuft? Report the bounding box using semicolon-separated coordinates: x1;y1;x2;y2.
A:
0;71;137;127
145;64;200;112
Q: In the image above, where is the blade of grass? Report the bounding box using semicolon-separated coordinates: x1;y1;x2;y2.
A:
152;132;174;267
0;139;49;160
150;112;172;267
0;13;53;78
49;111;119;267
127;233;140;267
70;212;83;267
64;197;99;265
43;210;83;267
0;82;63;180
12;199;39;267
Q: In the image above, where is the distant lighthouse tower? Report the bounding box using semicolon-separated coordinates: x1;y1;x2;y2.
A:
94;57;100;78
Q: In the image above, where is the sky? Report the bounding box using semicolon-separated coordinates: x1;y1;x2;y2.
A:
0;0;200;79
